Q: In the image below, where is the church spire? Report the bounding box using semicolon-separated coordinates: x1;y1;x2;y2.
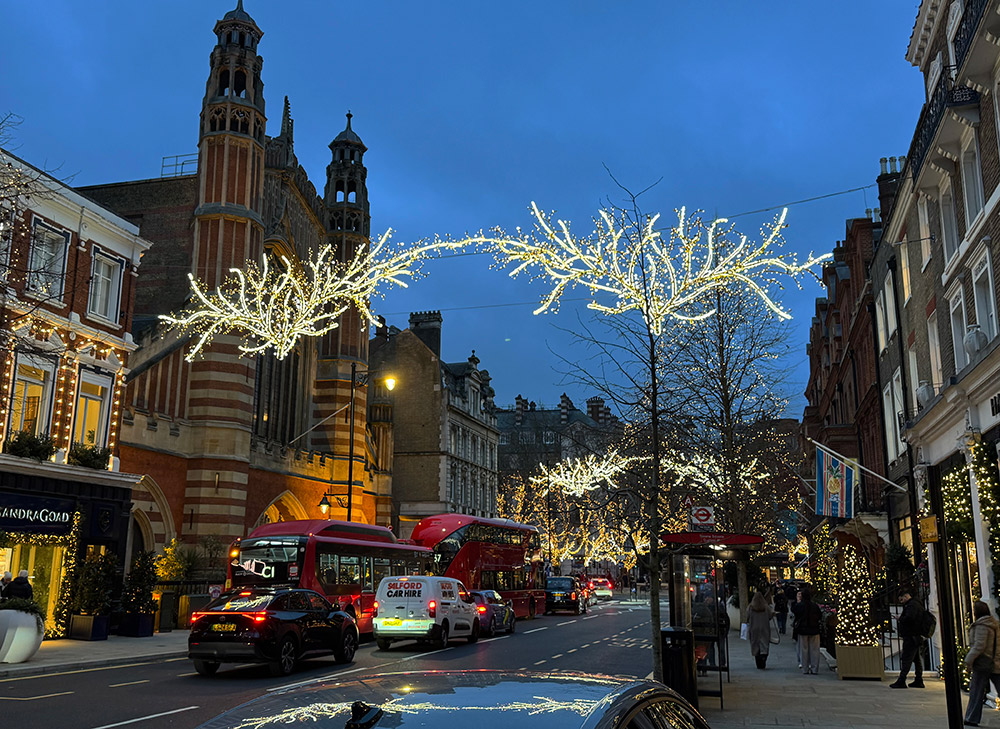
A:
280;95;293;145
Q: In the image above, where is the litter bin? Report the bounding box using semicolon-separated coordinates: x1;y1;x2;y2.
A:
154;590;177;633
661;627;698;709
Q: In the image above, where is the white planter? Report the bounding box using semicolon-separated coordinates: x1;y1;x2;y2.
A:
0;609;44;663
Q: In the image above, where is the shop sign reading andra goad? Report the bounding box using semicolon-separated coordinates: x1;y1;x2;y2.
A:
0;492;74;534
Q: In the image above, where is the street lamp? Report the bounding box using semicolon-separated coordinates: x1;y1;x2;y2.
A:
344;362;396;522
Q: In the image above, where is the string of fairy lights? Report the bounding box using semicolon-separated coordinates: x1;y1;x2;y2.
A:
837;543;880;647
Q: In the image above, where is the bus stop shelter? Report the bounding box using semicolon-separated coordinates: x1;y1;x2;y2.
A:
660;531;765;710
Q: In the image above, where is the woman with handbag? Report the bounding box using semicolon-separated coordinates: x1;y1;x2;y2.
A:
964;600;1000;726
747;591;774;669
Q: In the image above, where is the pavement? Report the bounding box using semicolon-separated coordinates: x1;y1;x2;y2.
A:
699;625;957;729
0;630;189;679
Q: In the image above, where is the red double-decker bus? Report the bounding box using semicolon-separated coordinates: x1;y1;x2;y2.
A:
409;514;546;619
226;519;432;634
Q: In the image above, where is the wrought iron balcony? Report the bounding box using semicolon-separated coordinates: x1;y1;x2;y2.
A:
953;0;989;71
907;75;980;181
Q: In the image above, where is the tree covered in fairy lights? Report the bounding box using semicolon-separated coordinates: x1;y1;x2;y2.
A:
836;543;880;647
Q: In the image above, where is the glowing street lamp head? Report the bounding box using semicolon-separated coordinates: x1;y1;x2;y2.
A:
318;494;332;515
383;376;397;391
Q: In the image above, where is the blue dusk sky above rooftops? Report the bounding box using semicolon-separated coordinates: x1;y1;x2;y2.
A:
0;1;924;417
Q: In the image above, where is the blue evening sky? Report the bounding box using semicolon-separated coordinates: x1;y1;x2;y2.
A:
0;1;924;417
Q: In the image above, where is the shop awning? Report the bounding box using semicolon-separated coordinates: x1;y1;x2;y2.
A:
661;531;765;549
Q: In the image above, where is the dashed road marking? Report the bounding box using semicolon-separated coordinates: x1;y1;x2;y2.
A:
524;627;548;634
533;659;547;665
552;653;563;659
109;680;149;688
557;620;577;626
0;691;74;701
88;706;199;729
567;648;578;653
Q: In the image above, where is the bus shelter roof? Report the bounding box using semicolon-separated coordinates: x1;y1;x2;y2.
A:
660;531;765;558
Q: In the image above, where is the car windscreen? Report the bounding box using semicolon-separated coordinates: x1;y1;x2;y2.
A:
206;592;275;612
547;578;575;590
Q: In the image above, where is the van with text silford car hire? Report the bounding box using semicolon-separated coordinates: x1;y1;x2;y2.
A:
373;575;480;650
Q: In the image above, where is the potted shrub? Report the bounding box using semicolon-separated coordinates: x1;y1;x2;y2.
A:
67;443;113;470
70;553;117;641
118;551;157;637
4;430;57;462
835;545;884;679
0;598;45;663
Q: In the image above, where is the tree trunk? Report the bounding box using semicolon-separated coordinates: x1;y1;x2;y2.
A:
737;559;749;624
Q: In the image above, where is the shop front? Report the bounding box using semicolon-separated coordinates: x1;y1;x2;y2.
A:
0;455;136;637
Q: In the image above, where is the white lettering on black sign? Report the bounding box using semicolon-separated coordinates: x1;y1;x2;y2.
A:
0;507;71;524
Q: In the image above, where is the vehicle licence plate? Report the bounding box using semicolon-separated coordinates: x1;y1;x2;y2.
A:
213;623;236;632
554;593;565;599
382;618;402;626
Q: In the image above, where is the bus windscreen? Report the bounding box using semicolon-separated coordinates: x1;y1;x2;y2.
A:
231;537;304;585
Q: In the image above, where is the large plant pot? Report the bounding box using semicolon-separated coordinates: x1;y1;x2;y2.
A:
70;614;110;641
835;643;884;680
117;613;154;638
0;610;44;663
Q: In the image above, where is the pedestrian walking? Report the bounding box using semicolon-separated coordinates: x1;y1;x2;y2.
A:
964;600;1000;726
791;588;822;674
791;589;803;666
889;592;926;689
0;571;11;600
747;591;774;669
773;584;789;635
5;570;32;601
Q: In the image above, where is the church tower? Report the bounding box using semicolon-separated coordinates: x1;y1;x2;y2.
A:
311;114;373;520
185;1;268;540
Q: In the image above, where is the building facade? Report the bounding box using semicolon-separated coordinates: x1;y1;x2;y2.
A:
0;149;151;635
80;2;388;552
368;311;499;538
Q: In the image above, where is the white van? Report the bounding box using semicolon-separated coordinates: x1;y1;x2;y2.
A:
373;575;480;650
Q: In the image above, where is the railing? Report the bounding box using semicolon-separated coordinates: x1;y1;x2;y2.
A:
160;153;198;178
907;74;980;182
953;0;990;72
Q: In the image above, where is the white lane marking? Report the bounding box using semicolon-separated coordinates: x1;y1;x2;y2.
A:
524;627;548;634
0;691;74;701
176;672;197;678
552;653;563;659
557;620;577;626
89;706;199;729
581;643;591;648
109;680;149;688
533;659;547;665
269;662;392;692
480;635;511;643
567;648;578;653
583;615;599;620
164;657;186;663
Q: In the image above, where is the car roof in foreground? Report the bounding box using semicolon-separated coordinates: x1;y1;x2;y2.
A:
194;670;683;729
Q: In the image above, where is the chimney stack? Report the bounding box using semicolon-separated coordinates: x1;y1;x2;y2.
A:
408;311;443;357
560;393;573;425
876;155;901;219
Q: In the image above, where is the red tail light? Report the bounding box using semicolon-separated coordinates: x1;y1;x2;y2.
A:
571;592;577;601
239;591;252;596
477;605;487;613
190;612;206;623
250;611;268;623
373;600;379;618
589;582;594;589
428;600;436;618
608;582;613;589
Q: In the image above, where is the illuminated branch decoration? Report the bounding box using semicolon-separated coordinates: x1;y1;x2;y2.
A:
162;232;466;361
476;203;830;332
529;450;645;497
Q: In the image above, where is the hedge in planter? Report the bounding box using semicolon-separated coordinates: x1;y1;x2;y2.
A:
67;443;113;470
70;553;117;641
4;430;57;462
0;598;46;663
119;551;157;637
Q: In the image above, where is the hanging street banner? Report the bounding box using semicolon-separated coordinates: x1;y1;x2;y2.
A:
815;444;856;519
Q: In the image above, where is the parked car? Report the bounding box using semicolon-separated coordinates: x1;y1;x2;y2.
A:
589;578;613;601
194;669;711;728
188;587;358;677
373;575;480;650
471;589;516;636
545;576;588;615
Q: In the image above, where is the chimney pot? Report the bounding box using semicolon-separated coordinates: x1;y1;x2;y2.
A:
873;207;881;222
880;157;888;175
866;208;873;219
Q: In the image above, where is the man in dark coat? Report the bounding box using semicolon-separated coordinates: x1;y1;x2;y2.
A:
0;571;11;600
5;570;32;601
890;592;925;688
773;584;789;634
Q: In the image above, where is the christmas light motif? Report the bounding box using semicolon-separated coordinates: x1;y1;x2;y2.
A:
836;543;880;646
476;203;830;332
162;232;467;361
810;522;838;602
529;450;645;496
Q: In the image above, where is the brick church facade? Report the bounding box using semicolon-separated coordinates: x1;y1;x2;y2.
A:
81;1;389;553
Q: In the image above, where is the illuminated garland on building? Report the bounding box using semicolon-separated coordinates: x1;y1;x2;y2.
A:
938;464;974;542
970;439;1000;600
836;543;880;646
0;511;82;638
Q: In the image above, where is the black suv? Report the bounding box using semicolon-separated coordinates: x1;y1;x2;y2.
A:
544;576;588;615
188;587;358;676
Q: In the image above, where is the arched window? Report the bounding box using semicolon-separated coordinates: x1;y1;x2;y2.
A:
218;69;230;97
335;180;345;203
209;108;226;132
234;69;247;99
